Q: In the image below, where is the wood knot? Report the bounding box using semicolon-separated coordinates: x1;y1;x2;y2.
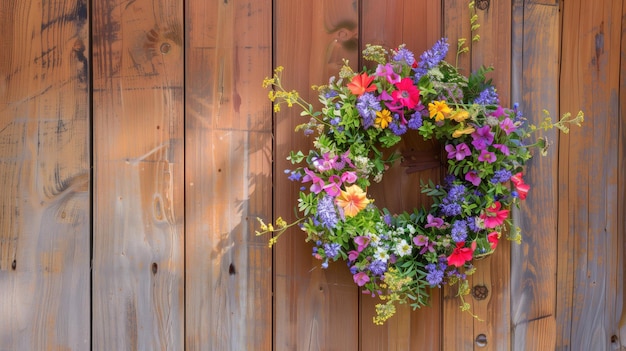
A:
472;284;489;300
476;0;490;11
475;334;487;347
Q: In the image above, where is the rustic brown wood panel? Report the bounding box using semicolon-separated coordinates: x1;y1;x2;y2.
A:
620;1;626;348
557;0;625;349
184;0;273;350
273;0;360;349
359;1;443;350
0;0;90;349
91;0;184;349
510;1;560;350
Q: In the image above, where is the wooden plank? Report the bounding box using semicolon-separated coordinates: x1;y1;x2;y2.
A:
0;0;90;349
359;1;443;350
441;1;476;349
510;0;560;349
619;1;626;348
273;1;360;349
557;0;625;349
184;0;273;349
467;1;512;350
91;0;184;349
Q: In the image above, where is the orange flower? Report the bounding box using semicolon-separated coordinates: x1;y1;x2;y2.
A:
335;185;369;217
347;73;377;97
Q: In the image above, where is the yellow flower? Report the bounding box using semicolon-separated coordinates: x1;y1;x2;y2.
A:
449;109;470;122
375;109;393;129
452;124;475;138
335;185;369;217
428;100;452;121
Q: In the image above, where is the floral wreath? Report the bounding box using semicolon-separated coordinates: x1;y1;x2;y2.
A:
257;34;583;324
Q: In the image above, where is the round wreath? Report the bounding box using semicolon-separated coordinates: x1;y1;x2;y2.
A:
258;38;583;324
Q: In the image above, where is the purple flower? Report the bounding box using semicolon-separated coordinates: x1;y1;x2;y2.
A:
490;169;512;184
353;271;370;286
414;38;449;80
471;125;495;150
389;118;407;135
440;203;462;217
473;86;500;105
369;259;387;276
451;220;468;242
393;47;416;66
493;143;510;156
413;235;436;254
425;263;445;287
445;143;471;161
447;184;466;201
317;195;339;229
407;112;423;129
356;93;381;129
478;149;497;163
425;214;445;228
324;242;341;259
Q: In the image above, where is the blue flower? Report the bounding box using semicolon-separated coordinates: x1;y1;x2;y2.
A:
324;242;341;259
317;195;339;229
407;112;423;129
474;86;500;105
369;259;387;276
414;38;449;80
425;263;445;287
490;169;512;183
393;47;416;66
356;93;381;129
451;220;468;242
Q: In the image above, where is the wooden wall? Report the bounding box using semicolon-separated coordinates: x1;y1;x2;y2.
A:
0;0;624;350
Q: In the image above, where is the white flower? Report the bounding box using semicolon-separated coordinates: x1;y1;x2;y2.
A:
374;247;390;262
395;239;412;257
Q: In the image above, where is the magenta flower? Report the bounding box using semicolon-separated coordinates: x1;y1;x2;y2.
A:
425;214;445;228
490;106;506;118
302;168;324;193
323;175;342;196
375;63;401;84
445;143;471;161
348;250;360;261
499;117;516;135
478;149;496;163
471;125;494;150
480;201;510;228
353;271;370;286
341;171;357;184
413;235;436;255
493;143;510;156
354;236;371;252
314;153;339;171
465;170;481;186
391;78;420;109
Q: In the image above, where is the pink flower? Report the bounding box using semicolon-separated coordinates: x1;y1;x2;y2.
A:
322;175;341;196
487;231;500;250
413;235;435;255
447;241;476;267
445;143;471;161
348;250;360;261
511;172;530;200
391;78;420;109
341;171;357;184
499;117;516;135
302;168;324;194
480;201;510;228
425;214;445;228
493;143;510;156
478;149;496;163
465;171;481;186
354;236;371;252
353;271;370;286
375;63;401;84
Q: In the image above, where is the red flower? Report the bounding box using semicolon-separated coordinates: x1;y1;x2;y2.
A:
511;172;530;200
487;231;500;250
391;78;420;109
347;73;376;97
480;201;510;228
447;241;476;267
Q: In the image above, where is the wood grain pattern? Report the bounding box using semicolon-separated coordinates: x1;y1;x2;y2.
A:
510;1;560;350
359;1;443;350
0;0;90;349
91;0;184;349
273;1;360;350
184;0;273;350
557;0;625;349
